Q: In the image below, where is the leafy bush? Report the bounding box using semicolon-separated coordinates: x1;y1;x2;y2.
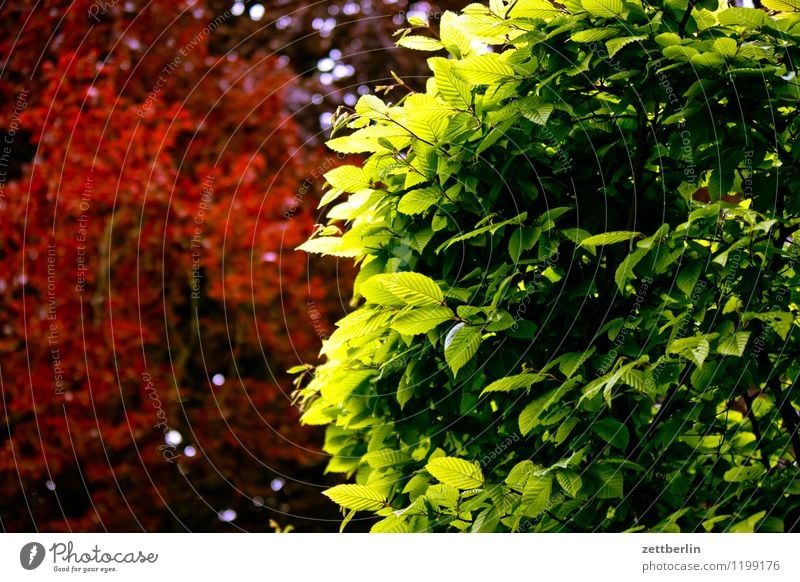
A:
295;0;800;532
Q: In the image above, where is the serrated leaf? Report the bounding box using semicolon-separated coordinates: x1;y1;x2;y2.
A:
708;149;743;198
713;38;738;58
444;324;482;376
426;483;460;508
508;0;563;18
428;57;472;108
690;52;725;68
591;417;630;450
668;336;710;367
521;474;553;517
324;165;370;192
506;460;536;489
579;230;641;248
556;469;582;497
654;32;681;47
516;96;554;125
397;35;445;51
481;372;547;394
323;484;387;511
762;0;800;10
676;260;702;296
398;187;439;215
453;53;517;85
392;306;454;335
606;36;646;58
440;11;473;58
554;417;578;445
362;272;444;307
717;8;768;27
426;456;484;489
592;463;624;499
321;369;376;402
723;296;742;314
570;28;618;43
581;0;624;18
615;246;649;291
557;347;597;379
663;45;699;61
370;515;412;533
296;236;361;258
355;94;389;118
723;464;767;483
716;331;750;357
363;448;412;468
729;511;766;533
436;212;527;253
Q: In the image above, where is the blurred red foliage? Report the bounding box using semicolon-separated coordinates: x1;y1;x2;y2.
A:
0;0;350;531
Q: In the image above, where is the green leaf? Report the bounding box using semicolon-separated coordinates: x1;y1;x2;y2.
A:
355;94;389;118
676;260;702;296
570;28;618;43
615;246;649;292
506;460;536;489
324;165;370;192
516;96;554;125
392;306;454;335
713;38;738;58
606;36;646;59
453;53;517;85
361;272;444;307
436;212;527;253
729;511;766;533
397;35;445;51
591;463;624;499
481;372;548;394
717;8;768;27
716;332;750;357
554;417;578;445
440;11;472;58
723;464;766;483
428;57;472;108
690;52;726;68
579;231;641;248
426;483;460;508
708;149;743;198
762;0;800;10
444;323;482;376
363;448;412;468
398;186;439;215
370;515;412;533
296;236;361;258
557;347;597;379
323;484;387;511
654;32;681;47
321;369;376;402
662;45;699;61
521;474;553;517
556;470;582;498
426;457;484;489
508;0;563;18
591;417;630;450
722;296;742;314
581;0;624;18
668;336;710;367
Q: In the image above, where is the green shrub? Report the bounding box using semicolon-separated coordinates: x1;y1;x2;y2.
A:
294;0;800;532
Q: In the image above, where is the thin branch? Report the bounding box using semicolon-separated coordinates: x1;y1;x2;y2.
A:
678;0;696;36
